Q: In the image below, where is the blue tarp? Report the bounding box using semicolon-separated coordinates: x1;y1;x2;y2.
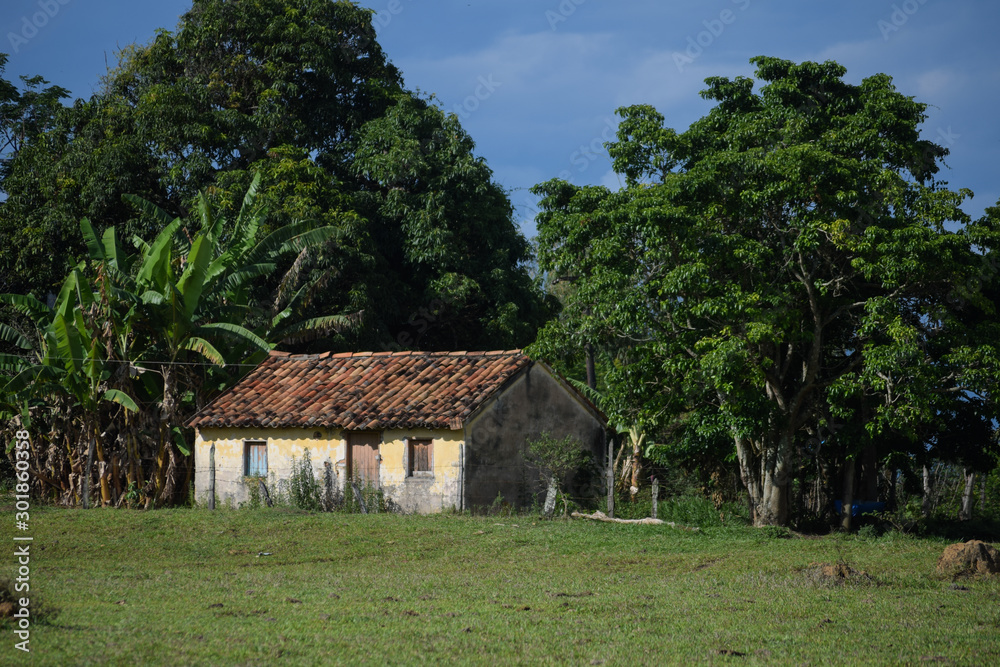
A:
834;500;885;516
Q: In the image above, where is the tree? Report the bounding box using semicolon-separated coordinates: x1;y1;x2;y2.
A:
525;432;591;517
350;94;553;350
0;54;69;186
0;0;551;351
531;56;1000;526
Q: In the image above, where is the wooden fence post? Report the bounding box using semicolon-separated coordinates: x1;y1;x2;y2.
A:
208;444;216;510
82;434;95;509
606;432;615;519
651;477;659;519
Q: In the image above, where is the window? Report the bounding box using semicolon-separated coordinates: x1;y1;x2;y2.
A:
244;440;267;477
407;439;432;476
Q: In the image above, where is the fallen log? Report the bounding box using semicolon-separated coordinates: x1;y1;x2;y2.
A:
571;510;699;531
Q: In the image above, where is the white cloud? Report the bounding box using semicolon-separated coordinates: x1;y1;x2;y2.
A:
914;67;967;102
397;30;617;99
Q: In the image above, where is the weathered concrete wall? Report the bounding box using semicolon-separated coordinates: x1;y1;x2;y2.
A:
464;363;606;509
194;426;344;507
379;428;462;513
195;426;463;512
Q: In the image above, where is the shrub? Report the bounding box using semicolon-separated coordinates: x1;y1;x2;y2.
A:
288;449;322;511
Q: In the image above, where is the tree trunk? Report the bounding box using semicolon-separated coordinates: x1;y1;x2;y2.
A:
584;342;596;390
922;464;933;518
959;469;975;521
158;440;179;507
841;457;855;532
630;434;642;503
981;474;988;513
543;476;558;518
96;438;111;507
82;431;95;509
795;463;805;526
153;434;168;505
156;363;179;507
735;434;792;526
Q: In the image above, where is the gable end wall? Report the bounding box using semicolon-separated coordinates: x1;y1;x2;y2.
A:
464;364;606;509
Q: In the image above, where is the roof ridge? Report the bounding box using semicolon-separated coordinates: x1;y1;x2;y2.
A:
264;349;525;360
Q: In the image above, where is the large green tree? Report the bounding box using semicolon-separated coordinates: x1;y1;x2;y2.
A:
0;0;549;350
531;57;1000;526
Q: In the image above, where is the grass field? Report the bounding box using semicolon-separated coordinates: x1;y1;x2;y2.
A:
3;503;999;666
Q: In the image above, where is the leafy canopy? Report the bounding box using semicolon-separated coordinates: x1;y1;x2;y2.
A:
0;0;551;351
531;56;1000;525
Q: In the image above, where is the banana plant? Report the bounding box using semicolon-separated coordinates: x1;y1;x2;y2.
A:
1;268;139;507
4;173;357;507
80;173;353;505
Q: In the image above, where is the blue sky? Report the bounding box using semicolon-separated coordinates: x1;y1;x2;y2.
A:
3;0;998;236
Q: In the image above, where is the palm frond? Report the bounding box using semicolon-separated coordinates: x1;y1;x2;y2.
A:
181;335;226;366
123;193;179;229
0;322;33;350
0;293;52;321
275;312;363;345
103;388;139;412
196;322;270;353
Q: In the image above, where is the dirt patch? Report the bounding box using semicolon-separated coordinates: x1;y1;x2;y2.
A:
936;540;1000;578
809;561;873;584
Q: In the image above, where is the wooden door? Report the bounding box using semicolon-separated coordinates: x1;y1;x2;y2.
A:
347;432;380;488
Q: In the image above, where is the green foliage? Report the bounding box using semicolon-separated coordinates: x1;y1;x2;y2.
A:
525;432;595;516
606;490;750;526
343;477;391;514
525;432;590;484
531;56;1000;527
0;0;551;352
287;449;322;512
350;94;555;350
0;177;344;507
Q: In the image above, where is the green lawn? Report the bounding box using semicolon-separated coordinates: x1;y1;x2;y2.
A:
3;506;999;665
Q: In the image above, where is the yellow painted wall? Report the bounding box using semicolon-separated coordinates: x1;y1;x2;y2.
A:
194;426;343;507
379;428;463;513
195;426;464;512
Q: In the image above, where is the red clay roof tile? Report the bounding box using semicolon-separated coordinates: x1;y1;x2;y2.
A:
187;350;531;430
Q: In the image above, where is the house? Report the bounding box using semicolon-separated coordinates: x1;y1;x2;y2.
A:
187;350;607;513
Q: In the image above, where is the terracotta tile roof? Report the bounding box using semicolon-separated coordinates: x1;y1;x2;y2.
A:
187;350;532;430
